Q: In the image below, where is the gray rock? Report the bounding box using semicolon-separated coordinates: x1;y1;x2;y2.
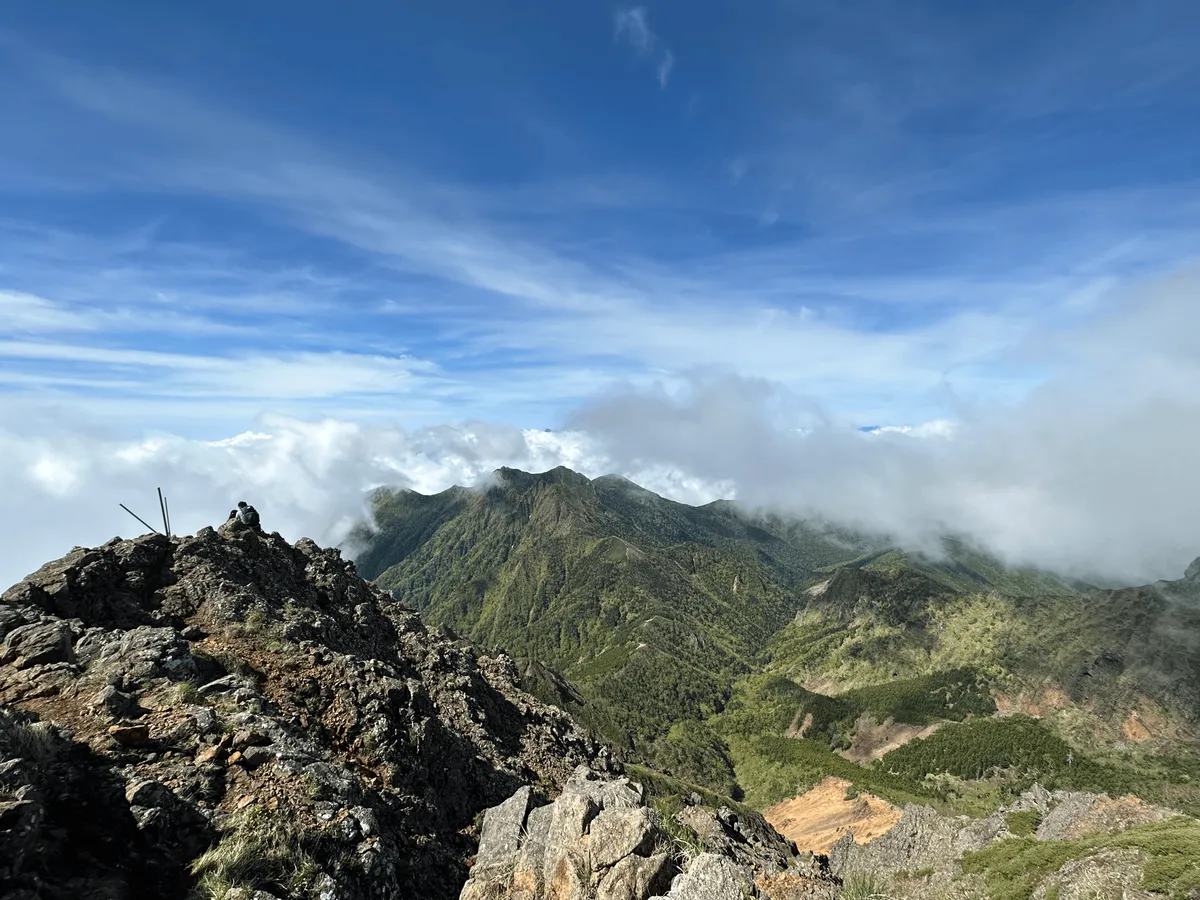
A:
474;785;531;872
125;779;177;809
515;802;555;875
589;806;656;870
1;528;608;900
239;746;274;770
1185;556;1200;581
90;684;136;719
190;706;218;733
0;621;75;669
565;765;644;810
0;607;28;642
232;729;270;749
829;802;1003;878
655;853;753;900
597;853;676;900
547;789;600;846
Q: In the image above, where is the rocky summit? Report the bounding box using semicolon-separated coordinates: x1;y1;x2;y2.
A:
0;518;830;900
0;517;610;899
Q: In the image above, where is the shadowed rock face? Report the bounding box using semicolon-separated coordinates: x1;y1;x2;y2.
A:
0;526;609;899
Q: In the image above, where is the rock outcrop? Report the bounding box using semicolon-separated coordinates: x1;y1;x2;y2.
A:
459;766;840;900
0;525;610;899
828;783;1194;898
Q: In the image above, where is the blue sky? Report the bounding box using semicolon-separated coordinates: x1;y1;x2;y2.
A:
2;0;1200;438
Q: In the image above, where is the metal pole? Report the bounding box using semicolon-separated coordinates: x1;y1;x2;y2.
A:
120;503;161;535
157;488;169;537
164;495;172;537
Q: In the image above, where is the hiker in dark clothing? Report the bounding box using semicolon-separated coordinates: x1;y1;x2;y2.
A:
235;501;260;527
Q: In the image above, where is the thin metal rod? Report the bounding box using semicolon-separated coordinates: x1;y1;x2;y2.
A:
164;495;172;537
157;488;168;536
120;503;161;535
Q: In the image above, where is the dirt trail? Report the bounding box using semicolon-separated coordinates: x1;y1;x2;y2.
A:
763;776;902;856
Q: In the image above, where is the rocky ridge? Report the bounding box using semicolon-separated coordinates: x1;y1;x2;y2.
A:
0;518;609;899
829;783;1197;899
0;517;837;900
460;766;839;900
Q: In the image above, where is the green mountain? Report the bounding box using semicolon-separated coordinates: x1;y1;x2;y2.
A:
351;465;1195;812
352;467;870;763
716;546;1200;815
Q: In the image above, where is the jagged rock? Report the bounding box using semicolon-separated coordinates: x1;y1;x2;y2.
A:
0;620;75;669
830;802;1004;877
474;785;532;873
0;606;29;641
1042;847;1157;900
0;530;607;899
653;853;754;900
231;728;270;749
590;806;656;869
596;854;675;900
1184;556;1200;581
238;745;273;770
828;784;1194;898
676;804;796;873
753;868;840;900
1036;790;1173;840
90;683;136;718
459;767;838;900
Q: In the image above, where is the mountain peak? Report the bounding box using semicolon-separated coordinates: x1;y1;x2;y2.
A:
1185;556;1200;581
0;525;604;898
493;465;592;491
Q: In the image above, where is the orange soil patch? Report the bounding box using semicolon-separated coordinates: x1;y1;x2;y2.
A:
1121;710;1153;742
839;714;941;763
763;776;902;856
995;685;1073;718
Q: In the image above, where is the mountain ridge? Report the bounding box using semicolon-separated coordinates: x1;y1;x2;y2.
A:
352;466;1194;803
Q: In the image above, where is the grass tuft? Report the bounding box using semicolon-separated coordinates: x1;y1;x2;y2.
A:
190;806;321;899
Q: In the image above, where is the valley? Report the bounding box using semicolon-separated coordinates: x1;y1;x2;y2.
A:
355;465;1200;832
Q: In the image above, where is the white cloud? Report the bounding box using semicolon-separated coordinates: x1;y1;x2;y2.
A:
614;8;655;56
4;263;1200;595
568;272;1200;584
0;416;596;590
657;50;675;88
614;7;675;88
0;341;440;401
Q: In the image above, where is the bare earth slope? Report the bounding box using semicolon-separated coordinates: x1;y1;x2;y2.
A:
763;777;902;855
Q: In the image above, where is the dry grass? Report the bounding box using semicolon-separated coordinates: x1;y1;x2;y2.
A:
190;806;320;899
1;710;60;764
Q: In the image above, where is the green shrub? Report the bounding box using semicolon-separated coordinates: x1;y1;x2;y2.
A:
1004;809;1040;837
962;817;1200;900
725;734;930;809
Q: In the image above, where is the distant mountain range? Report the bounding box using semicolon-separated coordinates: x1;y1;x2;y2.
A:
351;466;1200;816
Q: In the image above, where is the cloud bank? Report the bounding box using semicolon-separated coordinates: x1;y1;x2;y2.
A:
569;271;1200;583
4;270;1200;592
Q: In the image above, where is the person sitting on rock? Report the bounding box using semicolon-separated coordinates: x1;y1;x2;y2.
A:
235;501;260;528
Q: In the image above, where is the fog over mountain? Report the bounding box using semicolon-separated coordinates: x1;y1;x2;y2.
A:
3;271;1199;590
